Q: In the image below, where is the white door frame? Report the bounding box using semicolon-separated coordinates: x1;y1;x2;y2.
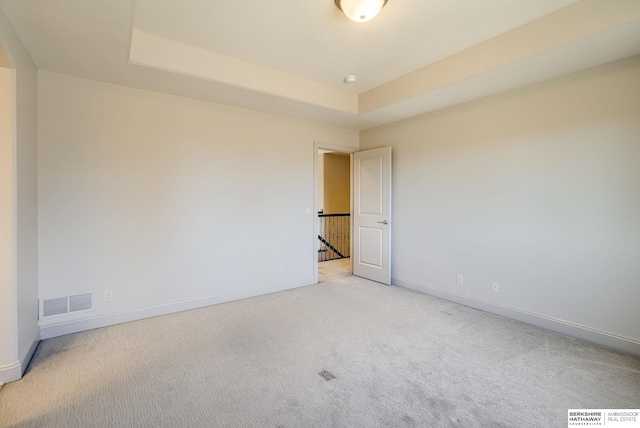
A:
313;142;357;284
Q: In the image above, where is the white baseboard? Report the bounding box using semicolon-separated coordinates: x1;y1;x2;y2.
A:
40;277;316;340
393;276;640;356
0;339;39;385
0;361;21;386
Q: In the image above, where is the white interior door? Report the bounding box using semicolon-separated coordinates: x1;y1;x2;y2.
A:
353;147;391;285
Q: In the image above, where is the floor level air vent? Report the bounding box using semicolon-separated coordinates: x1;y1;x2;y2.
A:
69;293;92;312
43;297;68;317
42;293;93;318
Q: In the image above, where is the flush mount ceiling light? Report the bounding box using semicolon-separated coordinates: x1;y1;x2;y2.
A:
335;0;388;23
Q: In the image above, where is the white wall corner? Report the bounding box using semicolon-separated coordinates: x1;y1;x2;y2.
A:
20;338;39;375
0;338;38;385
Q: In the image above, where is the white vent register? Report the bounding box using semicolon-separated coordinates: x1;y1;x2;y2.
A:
41;293;92;318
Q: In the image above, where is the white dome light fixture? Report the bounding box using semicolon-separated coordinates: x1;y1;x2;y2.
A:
335;0;388;23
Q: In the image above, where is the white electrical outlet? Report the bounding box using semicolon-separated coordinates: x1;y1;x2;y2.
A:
104;289;113;302
492;282;500;293
280;264;285;273
456;274;464;285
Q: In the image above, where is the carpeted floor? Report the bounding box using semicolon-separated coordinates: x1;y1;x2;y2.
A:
1;272;639;428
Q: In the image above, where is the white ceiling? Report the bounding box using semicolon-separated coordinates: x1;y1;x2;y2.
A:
133;0;576;93
1;0;639;129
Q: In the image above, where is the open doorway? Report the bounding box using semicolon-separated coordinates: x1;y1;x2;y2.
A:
313;143;355;283
318;150;351;281
314;144;393;285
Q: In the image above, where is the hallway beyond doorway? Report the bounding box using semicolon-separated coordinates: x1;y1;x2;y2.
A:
318;258;351;282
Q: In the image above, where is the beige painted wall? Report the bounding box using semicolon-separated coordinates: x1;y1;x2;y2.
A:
0;7;39;384
322;153;350;214
360;56;640;352
0;65;16;373
0;42;9;68
13;37;38;376
38;70;358;337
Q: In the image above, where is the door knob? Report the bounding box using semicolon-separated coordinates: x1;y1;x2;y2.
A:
378;220;390;225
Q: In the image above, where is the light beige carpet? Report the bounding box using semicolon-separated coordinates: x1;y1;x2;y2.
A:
1;275;639;427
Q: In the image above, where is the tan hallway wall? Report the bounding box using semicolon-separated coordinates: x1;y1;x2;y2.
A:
322;153;350;214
